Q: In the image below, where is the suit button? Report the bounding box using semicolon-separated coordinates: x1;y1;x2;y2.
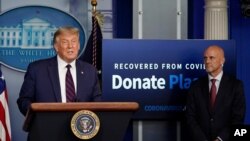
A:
210;118;214;122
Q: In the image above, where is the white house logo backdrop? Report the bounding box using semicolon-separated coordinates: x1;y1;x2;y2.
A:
0;6;86;72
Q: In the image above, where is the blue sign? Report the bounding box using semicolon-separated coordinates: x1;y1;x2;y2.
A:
0;6;86;72
102;39;236;119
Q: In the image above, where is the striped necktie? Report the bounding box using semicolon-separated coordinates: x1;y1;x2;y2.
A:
66;64;75;102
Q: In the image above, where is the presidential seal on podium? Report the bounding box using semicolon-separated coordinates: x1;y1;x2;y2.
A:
71;110;100;140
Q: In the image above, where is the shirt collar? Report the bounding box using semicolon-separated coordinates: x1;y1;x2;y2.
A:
208;71;223;81
57;55;76;70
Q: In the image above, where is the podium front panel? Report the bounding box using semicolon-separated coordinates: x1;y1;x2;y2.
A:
29;111;133;141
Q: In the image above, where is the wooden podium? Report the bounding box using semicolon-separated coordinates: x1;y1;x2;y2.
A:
24;102;139;141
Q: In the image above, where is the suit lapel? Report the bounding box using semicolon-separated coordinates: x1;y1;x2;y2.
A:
76;60;85;99
213;74;228;112
201;77;211;113
48;57;62;102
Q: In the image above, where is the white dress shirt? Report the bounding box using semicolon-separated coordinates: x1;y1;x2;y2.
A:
57;56;77;103
208;71;223;94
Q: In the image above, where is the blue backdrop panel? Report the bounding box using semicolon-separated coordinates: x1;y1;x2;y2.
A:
102;39;236;120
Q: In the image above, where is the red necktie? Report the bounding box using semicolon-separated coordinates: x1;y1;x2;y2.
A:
66;64;75;102
210;79;217;109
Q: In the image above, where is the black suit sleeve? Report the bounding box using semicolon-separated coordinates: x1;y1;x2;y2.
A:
218;80;246;140
186;82;208;141
17;63;36;116
231;80;246;124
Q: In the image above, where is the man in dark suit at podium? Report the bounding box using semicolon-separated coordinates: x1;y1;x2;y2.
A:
186;45;246;141
17;26;102;116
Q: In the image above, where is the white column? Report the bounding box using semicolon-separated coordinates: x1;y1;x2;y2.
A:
204;0;228;39
177;0;181;39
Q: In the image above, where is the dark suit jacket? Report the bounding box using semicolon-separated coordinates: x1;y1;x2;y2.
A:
186;74;246;141
17;56;101;116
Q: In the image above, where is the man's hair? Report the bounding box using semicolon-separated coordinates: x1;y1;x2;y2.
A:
53;26;79;45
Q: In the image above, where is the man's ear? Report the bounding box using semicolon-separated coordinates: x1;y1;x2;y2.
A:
221;58;225;65
54;44;58;52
